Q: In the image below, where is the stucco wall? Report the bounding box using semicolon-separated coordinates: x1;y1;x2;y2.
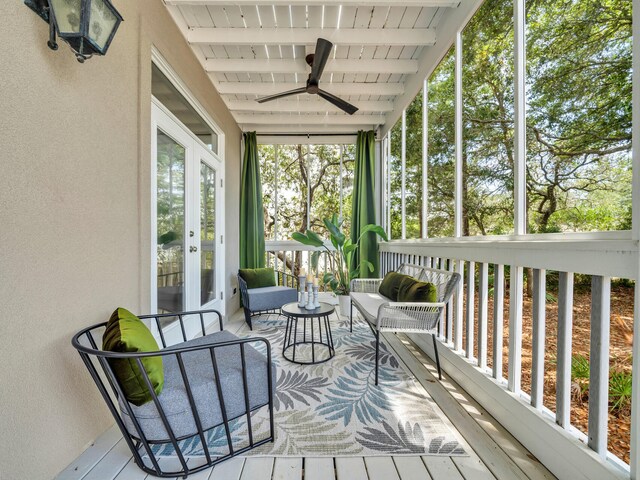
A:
0;1;240;478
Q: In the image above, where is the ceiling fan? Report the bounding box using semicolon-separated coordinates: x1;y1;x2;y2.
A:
255;38;359;115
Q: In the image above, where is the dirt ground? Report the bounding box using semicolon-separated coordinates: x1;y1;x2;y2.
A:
455;283;634;464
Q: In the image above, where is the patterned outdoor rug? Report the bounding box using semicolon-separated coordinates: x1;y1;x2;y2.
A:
154;310;466;458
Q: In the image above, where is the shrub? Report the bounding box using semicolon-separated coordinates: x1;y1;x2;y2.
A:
609;371;633;414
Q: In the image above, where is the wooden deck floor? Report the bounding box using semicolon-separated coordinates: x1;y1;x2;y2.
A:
56;311;556;480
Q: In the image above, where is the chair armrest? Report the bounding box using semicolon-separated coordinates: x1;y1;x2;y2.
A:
350;278;383;293
237;275;251;309
375;302;446;332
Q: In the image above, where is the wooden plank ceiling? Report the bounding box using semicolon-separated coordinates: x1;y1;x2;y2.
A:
163;0;464;134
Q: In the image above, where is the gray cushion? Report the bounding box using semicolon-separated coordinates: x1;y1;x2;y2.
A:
247;286;298;312
119;331;274;442
350;292;389;325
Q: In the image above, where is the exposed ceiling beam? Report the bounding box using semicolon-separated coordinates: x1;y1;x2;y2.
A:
227;99;393;113
167;0;458;6
205;59;418;74
234;113;386;125
241;125;375;135
189;28;436;47
215;82;404;96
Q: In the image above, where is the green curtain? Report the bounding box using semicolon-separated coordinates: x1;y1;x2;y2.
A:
240;132;265;268
351;130;378;278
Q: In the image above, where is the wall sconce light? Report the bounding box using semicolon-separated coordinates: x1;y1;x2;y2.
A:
25;0;123;63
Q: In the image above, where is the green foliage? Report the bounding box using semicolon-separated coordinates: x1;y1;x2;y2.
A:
293;214;387;295
259;144;355;241
388;0;631;237
609;370;633;413
571;355;590;381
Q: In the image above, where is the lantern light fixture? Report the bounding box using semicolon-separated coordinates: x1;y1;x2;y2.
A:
25;0;123;63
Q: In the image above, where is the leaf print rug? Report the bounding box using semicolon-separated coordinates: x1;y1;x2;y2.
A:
153;311;466;458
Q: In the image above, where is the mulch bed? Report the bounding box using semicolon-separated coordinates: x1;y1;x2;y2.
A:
456;284;633;464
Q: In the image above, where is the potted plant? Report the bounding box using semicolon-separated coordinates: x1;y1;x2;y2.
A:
292;214;388;316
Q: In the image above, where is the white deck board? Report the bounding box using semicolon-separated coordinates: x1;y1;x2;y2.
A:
61;311;555;480
364;457;401;480
56;424;122;479
423;457;465;479
304;457;336;480
452;456;497;480
393;456;433;480
240;457;275;480
335;457;368;480
210;457;245;480
272;457;303;480
82;439;131;480
113;457;147;480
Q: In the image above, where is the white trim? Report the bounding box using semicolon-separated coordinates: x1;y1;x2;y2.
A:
188;27;436;47
454;30;463;238
401;110;407;239
257;135;358;145
151;47;225;161
422;79;428;239
217;82;405;97
630;2;640;475
274;144;279;241
379;234;638;280
513;0;526;235
205;58;418;75
234;113;386;126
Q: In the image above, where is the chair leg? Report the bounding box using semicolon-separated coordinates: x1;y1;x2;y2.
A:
243;307;253;330
350;301;353;333
374;331;380;386
432;334;442;380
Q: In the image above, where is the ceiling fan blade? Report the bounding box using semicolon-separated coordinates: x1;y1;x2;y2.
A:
255;87;307;103
318;89;359;115
309;38;333;84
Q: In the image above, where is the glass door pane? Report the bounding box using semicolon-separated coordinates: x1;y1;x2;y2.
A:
156;129;185;314
200;162;216;306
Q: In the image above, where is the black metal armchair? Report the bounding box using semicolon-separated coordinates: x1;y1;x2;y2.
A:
238;271;298;329
72;310;275;478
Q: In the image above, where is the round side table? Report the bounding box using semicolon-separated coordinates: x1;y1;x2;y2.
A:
281;302;335;364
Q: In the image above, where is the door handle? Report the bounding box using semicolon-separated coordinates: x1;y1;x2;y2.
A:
189;246;198;253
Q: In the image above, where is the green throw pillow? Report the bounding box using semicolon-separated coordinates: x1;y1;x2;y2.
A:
378;272;410;301
102;308;164;406
239;268;276;289
397;277;438;303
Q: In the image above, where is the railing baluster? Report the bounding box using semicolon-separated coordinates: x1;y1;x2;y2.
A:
454;260;464;351
493;264;504;380
588;275;610;458
466;261;476;360
556;271;574;428
531;268;546;409
631;280;640;477
508;266;524;392
439;260;446;340
478;262;488;369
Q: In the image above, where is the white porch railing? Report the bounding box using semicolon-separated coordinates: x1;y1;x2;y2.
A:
265;240;334;290
379;232;638;480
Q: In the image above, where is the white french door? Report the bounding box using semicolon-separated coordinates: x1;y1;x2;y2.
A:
151;100;225;340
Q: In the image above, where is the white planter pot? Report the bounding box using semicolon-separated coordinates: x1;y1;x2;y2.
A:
338;294;351;317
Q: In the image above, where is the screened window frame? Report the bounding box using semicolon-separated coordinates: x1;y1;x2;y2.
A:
381;0;636;242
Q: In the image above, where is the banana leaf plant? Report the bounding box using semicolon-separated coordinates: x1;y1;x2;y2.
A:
292;214;388;295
